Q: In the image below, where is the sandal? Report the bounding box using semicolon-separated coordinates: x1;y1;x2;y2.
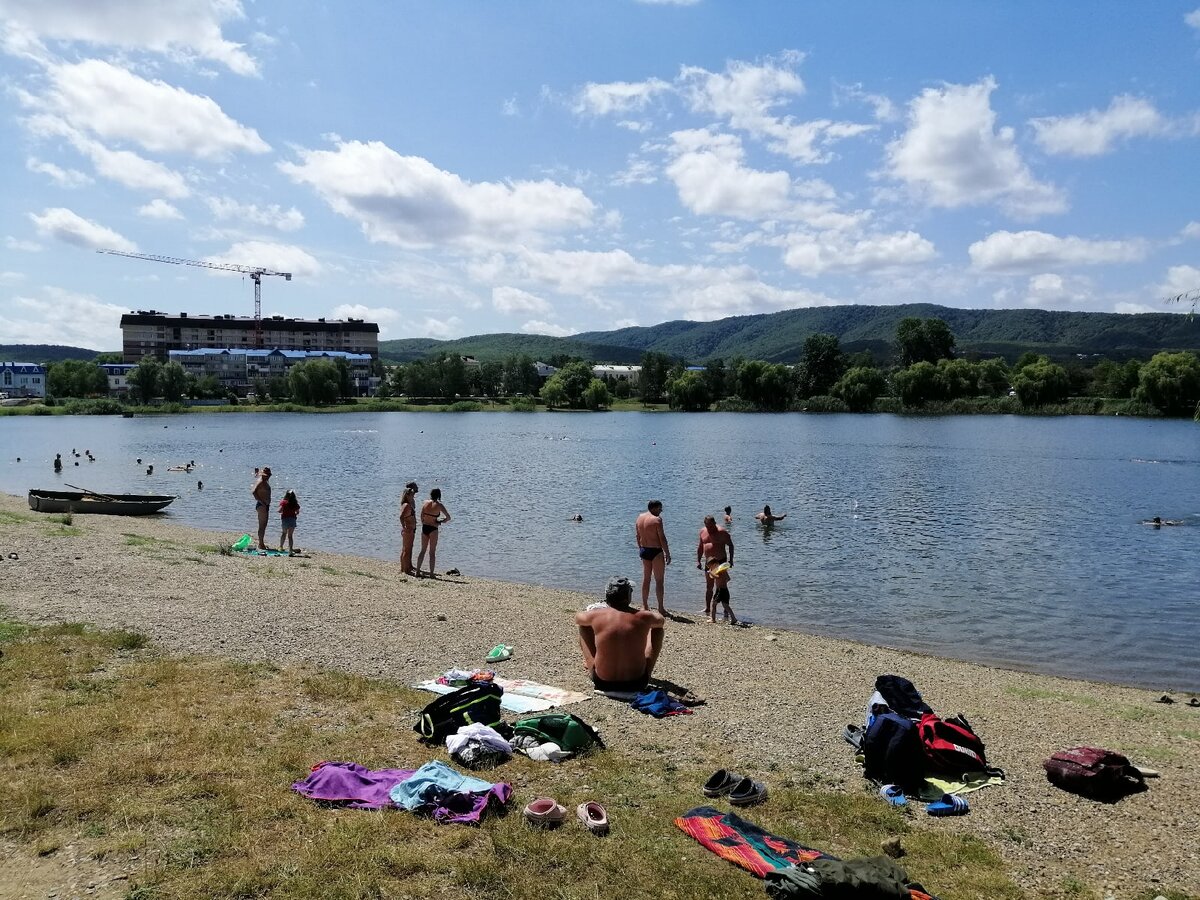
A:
702;768;741;798
880;784;907;807
926;793;969;816
523;797;567;827
729;777;768;807
576;801;609;835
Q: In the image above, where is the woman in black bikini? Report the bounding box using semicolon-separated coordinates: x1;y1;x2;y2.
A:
416;487;451;578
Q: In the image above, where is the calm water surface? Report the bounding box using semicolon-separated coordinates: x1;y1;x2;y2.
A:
2;411;1197;690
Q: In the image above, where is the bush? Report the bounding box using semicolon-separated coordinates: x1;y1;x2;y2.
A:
794;395;849;413
30;405;54;416
712;397;756;412
448;400;482;412
872;397;905;414
509;397;536;412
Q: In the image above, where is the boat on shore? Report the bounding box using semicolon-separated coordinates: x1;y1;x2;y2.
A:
28;489;177;516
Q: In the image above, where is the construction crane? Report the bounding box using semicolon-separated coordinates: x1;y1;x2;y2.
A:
98;249;292;348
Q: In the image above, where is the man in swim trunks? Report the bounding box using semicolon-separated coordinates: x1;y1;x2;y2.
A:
697;515;738;624
251;466;272;550
576;576;664;692
635;499;671;614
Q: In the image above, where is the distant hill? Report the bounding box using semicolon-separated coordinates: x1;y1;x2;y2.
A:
382;304;1200;365
0;344;105;363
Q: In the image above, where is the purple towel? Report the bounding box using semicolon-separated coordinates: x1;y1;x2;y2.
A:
291;761;416;810
422;782;513;825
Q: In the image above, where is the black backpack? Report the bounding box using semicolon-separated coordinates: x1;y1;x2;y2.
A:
863;712;925;791
413;683;504;743
874;674;933;719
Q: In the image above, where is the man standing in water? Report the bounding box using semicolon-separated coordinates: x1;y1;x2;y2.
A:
399;481;418;575
635;499;671;614
252;466;272;550
576;576;664;692
697;515;738;625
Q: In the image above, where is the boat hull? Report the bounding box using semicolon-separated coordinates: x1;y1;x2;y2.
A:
28;490;176;516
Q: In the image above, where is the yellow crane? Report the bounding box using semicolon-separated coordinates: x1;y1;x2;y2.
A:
98;249;293;348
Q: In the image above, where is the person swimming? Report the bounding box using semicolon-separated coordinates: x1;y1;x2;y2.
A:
755;504;787;524
1144;516;1185;527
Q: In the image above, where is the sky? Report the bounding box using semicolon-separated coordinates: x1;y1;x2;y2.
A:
0;1;1198;351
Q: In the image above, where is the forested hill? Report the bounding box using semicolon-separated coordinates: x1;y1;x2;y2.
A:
0;344;104;363
381;304;1200;364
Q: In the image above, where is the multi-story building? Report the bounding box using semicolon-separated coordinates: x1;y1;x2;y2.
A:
169;348;378;396
120;311;379;362
0;362;47;398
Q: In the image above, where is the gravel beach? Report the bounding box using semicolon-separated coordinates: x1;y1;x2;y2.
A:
2;491;1197;898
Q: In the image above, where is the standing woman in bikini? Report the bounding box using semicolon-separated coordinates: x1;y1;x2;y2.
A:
399;481;418;575
416;487;451;578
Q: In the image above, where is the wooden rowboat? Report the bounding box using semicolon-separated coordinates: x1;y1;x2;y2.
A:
28;489;177;516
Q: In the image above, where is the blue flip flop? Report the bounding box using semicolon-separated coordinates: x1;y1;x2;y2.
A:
879;784;907;807
926;793;969;816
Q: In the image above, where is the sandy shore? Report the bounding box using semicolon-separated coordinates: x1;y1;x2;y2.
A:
1;491;1197;897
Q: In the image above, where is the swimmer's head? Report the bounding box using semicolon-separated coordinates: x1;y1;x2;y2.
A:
724;506;731;515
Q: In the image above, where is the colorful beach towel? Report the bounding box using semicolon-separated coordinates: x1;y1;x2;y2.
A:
675;806;941;900
414;676;590;713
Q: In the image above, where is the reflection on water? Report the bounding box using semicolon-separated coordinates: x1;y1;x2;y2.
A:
1;411;1198;690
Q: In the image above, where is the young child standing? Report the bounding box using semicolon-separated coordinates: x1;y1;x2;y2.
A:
278;490;300;555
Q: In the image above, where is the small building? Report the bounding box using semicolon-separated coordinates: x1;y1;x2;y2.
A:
98;363;137;394
534;361;558;381
0;362;47;398
592;364;641;385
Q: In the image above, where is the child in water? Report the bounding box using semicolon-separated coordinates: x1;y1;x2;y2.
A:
278;490;301;555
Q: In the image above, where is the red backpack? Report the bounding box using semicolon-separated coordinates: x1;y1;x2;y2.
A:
917;713;988;774
1043;747;1146;801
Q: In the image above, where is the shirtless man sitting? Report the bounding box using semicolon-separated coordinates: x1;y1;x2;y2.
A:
576;577;664;692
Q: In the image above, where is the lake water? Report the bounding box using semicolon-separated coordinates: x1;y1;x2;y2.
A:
2;411;1197;690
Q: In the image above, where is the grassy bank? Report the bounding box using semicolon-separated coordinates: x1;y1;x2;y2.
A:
0;618;1025;899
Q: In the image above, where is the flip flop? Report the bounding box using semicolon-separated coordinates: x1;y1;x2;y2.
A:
486;644;513;662
576;801;609;835
880;784;907;807
523;797;567;827
926;793;969;816
842;723;865;751
728;777;768;807
702;769;741;798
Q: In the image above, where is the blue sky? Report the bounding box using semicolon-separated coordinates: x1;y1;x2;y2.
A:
1;0;1198;351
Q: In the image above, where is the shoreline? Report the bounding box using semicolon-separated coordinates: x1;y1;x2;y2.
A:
2;491;1199;895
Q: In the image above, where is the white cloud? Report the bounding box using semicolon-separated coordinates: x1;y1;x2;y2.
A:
70;133;191;197
1016;273;1092;308
833;81;900;122
612;158;657;187
574;78;671;116
1181;222;1200;240
29;207;136;251
204;241;321;278
1159;264;1200;300
418;315;462;339
521;319;577;337
330;303;399;323
613;318;638;329
26;157;91;187
666;129;792;219
206;197;305;231
885;77;1066;218
665;278;838;322
0;271;25;284
782;230;936;275
5;237;42;252
137;199;183;220
2;285;125;348
0;0;258;75
969;230;1147;272
28;59;268;159
1030;95;1167;157
280;140;596;249
679;55;873;163
493;286;552;315
1186;8;1200;30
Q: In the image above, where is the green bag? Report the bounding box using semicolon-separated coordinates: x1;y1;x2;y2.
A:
512;712;603;752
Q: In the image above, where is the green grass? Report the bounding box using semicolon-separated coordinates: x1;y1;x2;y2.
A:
42;525;83;537
0;618;1040;900
0;510;34;524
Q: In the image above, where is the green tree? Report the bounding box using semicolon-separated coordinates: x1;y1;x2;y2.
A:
160;361;187;402
937;358;978;400
502;354;539;395
798;333;847;398
892;361;945;406
128;355;162;404
334;357;354;398
639;351;672;404
612;377;632;399
554;361;596;407
540;377;568;409
1136;351;1200;415
581;378;611;410
736;360;793;410
1091;358;1141;399
701;359;728;402
832;367;887;412
667;370;711;411
477;360;503;397
1012;351;1043;373
975;358;1010;397
288;359;340;405
896;317;956;366
267;375;290;401
47;359;108;398
1011;360;1070;406
92;352;123;364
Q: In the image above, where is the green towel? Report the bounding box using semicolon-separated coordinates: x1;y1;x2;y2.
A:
917;770;1005;802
